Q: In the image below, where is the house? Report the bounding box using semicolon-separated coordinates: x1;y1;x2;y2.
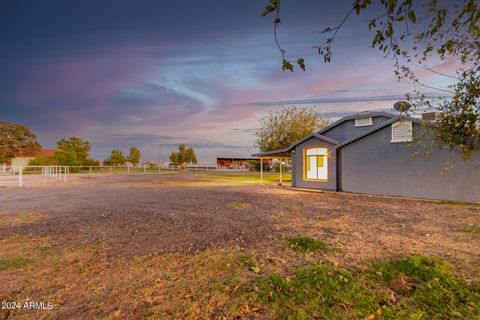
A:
10;149;55;167
253;111;480;203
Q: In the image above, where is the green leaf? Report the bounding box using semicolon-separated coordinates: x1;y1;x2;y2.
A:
385;23;394;37
261;5;275;17
282;60;294;72
297;58;306;71
408;10;417;23
354;4;361;15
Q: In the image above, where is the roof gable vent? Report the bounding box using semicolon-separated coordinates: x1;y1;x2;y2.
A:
391;120;413;143
355;117;373;127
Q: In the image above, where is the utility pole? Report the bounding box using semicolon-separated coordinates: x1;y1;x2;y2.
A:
158;145;162;167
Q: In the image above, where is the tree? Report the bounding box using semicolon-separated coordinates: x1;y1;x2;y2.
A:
28;150;82;167
52;149;81;166
261;0;480;159
185;147;197;164
0;121;41;164
83;158;100;166
103;150;126;166
57;137;92;164
127;147;141;165
169;151;180;164
169;144;198;164
28;155;56;166
255;105;332;152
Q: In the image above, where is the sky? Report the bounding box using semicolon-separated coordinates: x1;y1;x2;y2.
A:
0;0;458;163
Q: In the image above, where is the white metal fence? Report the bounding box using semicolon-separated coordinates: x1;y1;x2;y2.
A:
0;164;261;188
0;166;68;187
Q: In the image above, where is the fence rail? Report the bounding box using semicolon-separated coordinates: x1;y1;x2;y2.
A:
0;164;276;188
0;166;68;187
0;164;288;187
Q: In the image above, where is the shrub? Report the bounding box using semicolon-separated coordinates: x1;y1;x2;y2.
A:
28;155;56;166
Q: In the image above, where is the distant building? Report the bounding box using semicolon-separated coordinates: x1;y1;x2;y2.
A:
216;157;271;170
10;149;55;167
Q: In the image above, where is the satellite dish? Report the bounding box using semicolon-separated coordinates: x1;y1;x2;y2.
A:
393;101;411;113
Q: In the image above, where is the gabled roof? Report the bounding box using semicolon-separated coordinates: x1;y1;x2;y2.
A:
315;111;398;135
252;133;338;157
335;115;426;149
251;111;430;158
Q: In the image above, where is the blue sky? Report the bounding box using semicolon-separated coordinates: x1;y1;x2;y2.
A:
0;1;457;163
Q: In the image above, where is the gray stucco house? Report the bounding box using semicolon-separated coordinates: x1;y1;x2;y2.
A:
253;111;480;203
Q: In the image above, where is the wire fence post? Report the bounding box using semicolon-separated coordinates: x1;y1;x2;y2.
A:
89;166;92;175
260;159;263;184
19;166;23;187
279;159;283;186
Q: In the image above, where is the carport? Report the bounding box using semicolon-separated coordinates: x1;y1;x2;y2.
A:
253;148;292;186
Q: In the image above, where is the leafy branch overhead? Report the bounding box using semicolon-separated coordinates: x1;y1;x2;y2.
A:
261;0;480;159
262;0;306;72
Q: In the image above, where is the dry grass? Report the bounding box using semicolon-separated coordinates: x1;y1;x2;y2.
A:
227;202;252;209
0;235;262;319
0;212;45;226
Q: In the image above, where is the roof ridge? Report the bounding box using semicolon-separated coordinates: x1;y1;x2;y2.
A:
315;111;397;135
336;115;429;149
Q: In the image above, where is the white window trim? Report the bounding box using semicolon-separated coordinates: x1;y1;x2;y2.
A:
354;117;373;127
303;147;328;181
391;120;413;143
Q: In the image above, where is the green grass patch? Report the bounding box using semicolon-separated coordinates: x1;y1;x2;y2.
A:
464;225;480;234
253;263;379;319
237;254;256;269
0;257;31;271
287;237;329;252
440;200;480;211
369;255;480;319
247;256;480;319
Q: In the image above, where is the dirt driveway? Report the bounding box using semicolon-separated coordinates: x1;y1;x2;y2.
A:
0;173;479;319
1;172;479;262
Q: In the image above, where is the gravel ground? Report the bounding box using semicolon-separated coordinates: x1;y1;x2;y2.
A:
1;172;479;265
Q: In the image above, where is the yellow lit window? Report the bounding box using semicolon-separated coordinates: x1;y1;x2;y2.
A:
304;147;328;180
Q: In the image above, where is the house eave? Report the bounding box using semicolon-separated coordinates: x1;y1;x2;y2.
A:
251;134;339;158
